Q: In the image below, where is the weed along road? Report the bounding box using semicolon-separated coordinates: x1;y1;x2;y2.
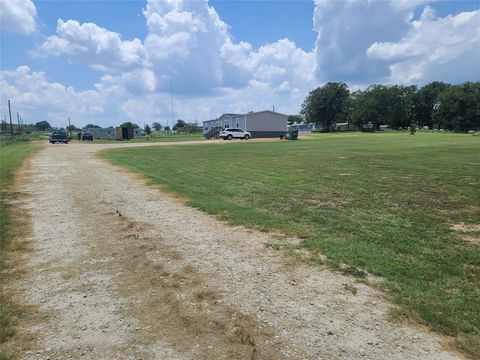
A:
12;141;461;360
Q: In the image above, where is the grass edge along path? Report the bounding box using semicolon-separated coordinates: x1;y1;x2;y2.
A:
102;132;480;358
0;141;41;360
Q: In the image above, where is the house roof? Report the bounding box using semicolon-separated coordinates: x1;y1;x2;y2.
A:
244;110;289;117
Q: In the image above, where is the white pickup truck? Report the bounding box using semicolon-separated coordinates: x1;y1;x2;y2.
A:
219;128;251;140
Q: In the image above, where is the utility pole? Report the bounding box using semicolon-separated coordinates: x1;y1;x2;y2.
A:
68;116;71;136
17;112;21;134
170;80;174;130
8;99;13;138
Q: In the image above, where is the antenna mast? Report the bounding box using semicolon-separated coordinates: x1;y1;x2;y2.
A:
170;80;174;129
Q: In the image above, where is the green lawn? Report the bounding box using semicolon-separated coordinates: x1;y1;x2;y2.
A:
102;132;480;357
0;140;41;358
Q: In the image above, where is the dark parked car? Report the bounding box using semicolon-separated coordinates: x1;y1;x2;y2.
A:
281;130;299;140
49;130;69;144
82;132;93;141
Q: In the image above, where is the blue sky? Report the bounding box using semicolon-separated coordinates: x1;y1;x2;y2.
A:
1;0;479;127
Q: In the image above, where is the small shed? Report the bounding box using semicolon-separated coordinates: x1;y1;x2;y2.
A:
115;127;134;140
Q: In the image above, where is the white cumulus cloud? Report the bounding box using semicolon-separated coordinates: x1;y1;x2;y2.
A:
313;0;429;83
0;0;37;34
32;0;314;98
34;19;146;71
367;6;480;83
143;0;237;93
313;0;480;85
1;66;105;123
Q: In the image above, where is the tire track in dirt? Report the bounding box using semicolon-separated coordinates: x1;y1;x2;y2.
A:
10;142;462;359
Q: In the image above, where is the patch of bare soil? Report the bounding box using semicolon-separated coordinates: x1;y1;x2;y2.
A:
8;142;463;359
450;222;480;244
450;223;480;232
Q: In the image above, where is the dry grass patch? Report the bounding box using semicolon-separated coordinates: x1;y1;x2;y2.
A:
0;193;41;359
450;223;480;244
450;223;480;232
91;213;288;360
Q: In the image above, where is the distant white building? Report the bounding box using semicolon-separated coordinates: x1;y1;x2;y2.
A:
288;123;322;133
84;127;115;139
289;122;353;133
134;128;145;137
203;110;288;138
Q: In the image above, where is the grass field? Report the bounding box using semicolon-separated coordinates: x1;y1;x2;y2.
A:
103;132;480;356
0;140;41;358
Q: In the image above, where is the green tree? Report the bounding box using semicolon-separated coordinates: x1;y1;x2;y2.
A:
350;85;416;130
119;122;139;129
350;86;385;129
413;82;449;129
152;122;163;131
433;82;480;131
144;124;152;136
35;121;52;131
172;119;186;131
66;124;78;132
287;115;303;124
183;122;202;133
388;85;417;130
301;82;349;131
84;123;101;129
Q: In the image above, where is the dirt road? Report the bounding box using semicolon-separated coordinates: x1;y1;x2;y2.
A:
10;141;460;359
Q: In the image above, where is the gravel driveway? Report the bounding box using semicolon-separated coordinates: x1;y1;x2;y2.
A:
10;141;461;360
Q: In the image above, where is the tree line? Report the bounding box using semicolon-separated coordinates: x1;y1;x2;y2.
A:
300;81;480;132
1;120;201;134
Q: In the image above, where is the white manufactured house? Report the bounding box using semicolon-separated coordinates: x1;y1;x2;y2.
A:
84;127;144;139
84;127;116;139
203;110;288;138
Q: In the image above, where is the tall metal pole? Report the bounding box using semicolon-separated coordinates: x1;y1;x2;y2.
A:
170;80;174;130
8;99;13;138
17;112;20;134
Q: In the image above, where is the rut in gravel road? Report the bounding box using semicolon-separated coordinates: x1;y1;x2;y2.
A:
10;142;461;360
